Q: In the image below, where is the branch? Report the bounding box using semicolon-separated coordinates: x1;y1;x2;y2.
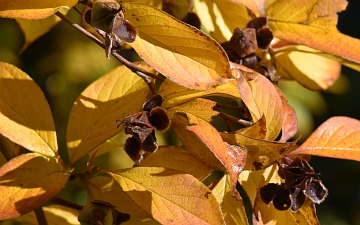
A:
35;207;48;225
50;196;83;210
214;106;253;127
55;10;163;94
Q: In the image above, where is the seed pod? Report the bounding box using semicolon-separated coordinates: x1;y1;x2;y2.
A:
149;107;170;131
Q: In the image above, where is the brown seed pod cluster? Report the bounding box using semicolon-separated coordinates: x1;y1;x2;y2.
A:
83;0;137;58
222;17;279;82
260;157;328;212
117;94;170;164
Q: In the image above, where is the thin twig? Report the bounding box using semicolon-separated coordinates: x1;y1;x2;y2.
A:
55;11;163;94
35;207;48;225
50;197;83;210
216;102;243;111
215;107;254;127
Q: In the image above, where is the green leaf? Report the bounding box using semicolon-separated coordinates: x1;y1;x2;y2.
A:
124;3;232;90
0;153;69;219
0;62;58;157
67;65;149;164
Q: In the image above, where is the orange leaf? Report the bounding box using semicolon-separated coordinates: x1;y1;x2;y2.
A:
276;87;298;143
140;146;213;181
172;114;225;171
221;132;297;170
67;65;149;164
0;62;58;157
185;114;246;199
290;116;360;161
0;153;69;219
267;0;360;63
110;167;224;224
236;65;283;140
236;116;267;139
0;1;77;19
158;79;240;108
124;3;232;90
233;0;265;15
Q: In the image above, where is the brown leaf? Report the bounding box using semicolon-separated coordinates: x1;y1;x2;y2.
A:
290;116;360;161
0;153;69;219
185;114;246;199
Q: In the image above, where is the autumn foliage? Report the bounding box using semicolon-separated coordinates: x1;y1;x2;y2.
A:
1;0;360;224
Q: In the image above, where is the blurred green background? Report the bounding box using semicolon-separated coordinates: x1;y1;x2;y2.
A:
1;1;360;224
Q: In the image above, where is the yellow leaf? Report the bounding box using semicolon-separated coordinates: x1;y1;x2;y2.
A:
111;167;225;224
67;65;149;164
123;3;232;90
236;65;283;140
274;47;341;90
0;153;69;219
13;205;80;225
221;132;297;170
0;62;58;157
0;134;23;161
213;174;249;225
167;98;219;122
86;175;159;224
0;0;77;19
193;0;250;42
16;8;69;53
140;145;214;181
158;79;240;108
290;116;360;161
267;0;360;63
172;113;225;171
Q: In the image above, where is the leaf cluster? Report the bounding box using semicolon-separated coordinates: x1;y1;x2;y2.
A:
1;0;360;224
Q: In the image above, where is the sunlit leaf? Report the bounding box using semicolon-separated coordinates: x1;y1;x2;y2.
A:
166;98;219;122
0;0;77;19
267;0;360;64
0;62;58;157
236;65;283;140
236;116;267;139
0;134;23;161
13;205;80;225
67;65;149;164
213;173;249;225
290;116;360;161
123;3;232;90
185;113;246;199
172;113;225;171
110;167;224;224
86;175;159;224
158;79;240;108
274;47;341;90
221;132;297;170
16;8;69;53
233;0;265;15
0;153;69;219
193;0;250;42
140;145;213;181
276;87;298;143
